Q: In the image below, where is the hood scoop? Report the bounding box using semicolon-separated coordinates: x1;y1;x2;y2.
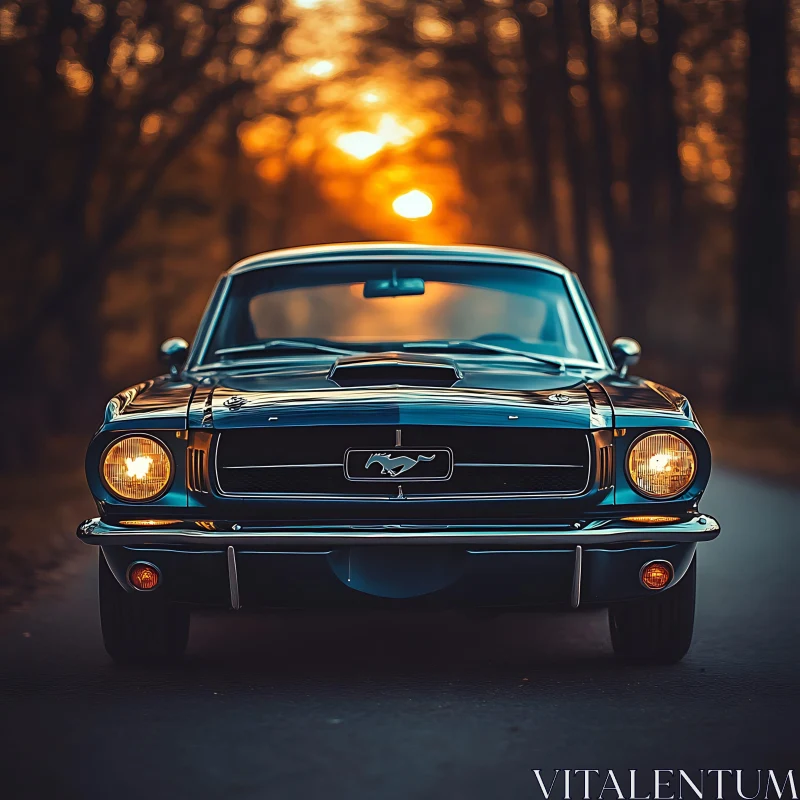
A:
328;352;462;388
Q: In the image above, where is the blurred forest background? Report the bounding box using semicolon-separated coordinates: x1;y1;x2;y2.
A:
0;0;799;469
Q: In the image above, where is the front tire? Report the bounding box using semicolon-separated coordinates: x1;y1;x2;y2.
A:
609;556;696;664
98;552;190;665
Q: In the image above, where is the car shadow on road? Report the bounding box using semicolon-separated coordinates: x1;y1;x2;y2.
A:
90;604;775;718
150;607;684;689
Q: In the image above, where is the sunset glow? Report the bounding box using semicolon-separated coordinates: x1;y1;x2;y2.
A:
304;59;334;78
335;131;385;160
376;114;414;146
392;190;433;219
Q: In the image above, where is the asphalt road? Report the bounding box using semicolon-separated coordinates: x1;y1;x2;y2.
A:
0;466;798;799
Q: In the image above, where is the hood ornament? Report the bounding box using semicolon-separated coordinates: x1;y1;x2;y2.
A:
547;393;571;404
223;395;248;411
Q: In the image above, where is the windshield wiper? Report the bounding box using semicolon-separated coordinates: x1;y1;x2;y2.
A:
215;339;365;359
403;340;567;372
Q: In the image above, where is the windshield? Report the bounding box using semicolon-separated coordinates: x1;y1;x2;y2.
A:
201;262;597;366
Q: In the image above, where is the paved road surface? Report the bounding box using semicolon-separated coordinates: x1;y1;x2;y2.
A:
0;467;798;799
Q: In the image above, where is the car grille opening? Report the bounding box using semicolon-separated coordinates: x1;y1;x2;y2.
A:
597;443;613;490
214;426;592;497
187;448;206;493
187;431;212;493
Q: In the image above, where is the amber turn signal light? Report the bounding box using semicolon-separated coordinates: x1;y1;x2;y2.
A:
640;561;673;590
128;562;160;591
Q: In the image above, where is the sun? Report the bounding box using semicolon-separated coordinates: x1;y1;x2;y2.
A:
392;190;433;219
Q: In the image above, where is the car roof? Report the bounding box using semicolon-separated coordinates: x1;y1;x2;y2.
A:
226;242;573;277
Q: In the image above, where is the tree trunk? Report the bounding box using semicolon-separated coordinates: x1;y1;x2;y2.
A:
224;108;249;264
471;22;528;245
656;0;685;237
270;165;295;250
553;0;590;280
728;0;792;410
518;7;559;258
613;1;658;340
580;0;619;277
55;254;108;431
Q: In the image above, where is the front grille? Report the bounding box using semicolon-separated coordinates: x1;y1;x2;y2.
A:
215;426;591;497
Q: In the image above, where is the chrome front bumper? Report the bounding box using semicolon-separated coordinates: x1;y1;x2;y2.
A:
77;514;720;547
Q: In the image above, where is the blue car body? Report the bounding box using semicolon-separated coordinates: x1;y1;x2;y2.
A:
78;243;719;617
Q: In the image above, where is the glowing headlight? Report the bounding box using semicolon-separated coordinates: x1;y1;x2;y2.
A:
102;435;172;501
626;432;696;499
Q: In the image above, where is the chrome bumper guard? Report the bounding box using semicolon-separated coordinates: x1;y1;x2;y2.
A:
77;515;720;547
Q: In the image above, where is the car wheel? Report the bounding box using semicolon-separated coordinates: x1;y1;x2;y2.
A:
98;551;190;665
608;555;696;664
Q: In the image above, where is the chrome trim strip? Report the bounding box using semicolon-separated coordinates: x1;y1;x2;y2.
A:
189;275;232;369
227;545;241;610
78;515;721;547
454;463;584;468
228;250;574;277
222;462;584;471
222;463;342;470
212;491;586;501
565;271;614;367
571;546;583;609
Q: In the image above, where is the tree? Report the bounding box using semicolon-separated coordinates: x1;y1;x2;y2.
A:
517;2;559;257
579;0;618;297
552;0;590;280
728;0;792;409
0;0;290;432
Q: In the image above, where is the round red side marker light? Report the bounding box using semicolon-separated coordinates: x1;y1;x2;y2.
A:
128;562;160;591
640;561;672;590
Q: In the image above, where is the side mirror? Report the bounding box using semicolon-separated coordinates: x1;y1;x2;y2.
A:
610;337;641;377
159;337;189;376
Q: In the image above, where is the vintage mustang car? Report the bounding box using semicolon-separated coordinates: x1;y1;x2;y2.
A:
77;243;719;665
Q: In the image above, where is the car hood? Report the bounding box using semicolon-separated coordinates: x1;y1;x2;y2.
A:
194;357;615;431
102;358;694;433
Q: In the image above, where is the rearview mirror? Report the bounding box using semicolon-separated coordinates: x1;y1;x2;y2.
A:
159;337;189;376
363;269;425;298
610;337;641;377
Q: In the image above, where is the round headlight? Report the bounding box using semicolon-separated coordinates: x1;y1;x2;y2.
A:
626;431;696;499
102;435;172;501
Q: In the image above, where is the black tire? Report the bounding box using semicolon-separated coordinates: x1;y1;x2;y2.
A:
609;555;696;664
98;551;190;665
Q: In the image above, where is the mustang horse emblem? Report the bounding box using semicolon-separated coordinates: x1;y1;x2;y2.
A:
365;452;435;477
